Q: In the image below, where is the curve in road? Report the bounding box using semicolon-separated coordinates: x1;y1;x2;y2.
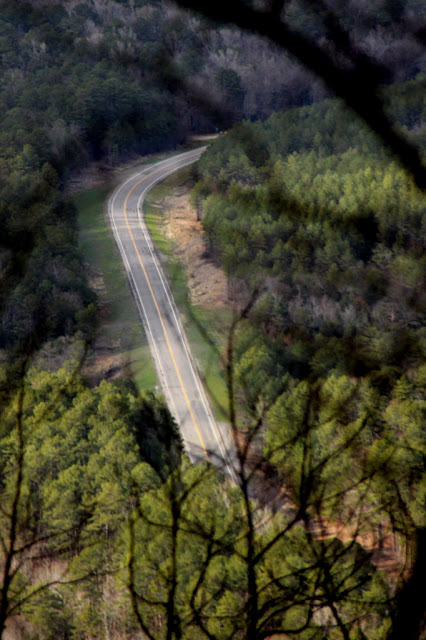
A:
108;149;235;477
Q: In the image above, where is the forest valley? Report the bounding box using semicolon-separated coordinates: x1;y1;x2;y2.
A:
0;0;425;639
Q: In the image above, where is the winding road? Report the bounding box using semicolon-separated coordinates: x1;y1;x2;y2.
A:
108;149;235;475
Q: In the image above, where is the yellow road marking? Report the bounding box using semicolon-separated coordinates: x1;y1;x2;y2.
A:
123;154;210;461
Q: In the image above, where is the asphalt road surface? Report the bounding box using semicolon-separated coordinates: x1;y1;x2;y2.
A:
108;149;235;476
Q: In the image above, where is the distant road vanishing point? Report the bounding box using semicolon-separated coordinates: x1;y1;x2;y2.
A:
108;149;235;477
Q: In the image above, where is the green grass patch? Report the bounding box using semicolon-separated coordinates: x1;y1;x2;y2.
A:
144;202;171;256
145;170;232;422
73;186;157;391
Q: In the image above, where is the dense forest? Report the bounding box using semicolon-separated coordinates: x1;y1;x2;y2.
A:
190;77;426;635
194;78;425;388
0;0;425;638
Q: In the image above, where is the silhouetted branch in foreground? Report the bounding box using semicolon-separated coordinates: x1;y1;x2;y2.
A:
172;0;426;189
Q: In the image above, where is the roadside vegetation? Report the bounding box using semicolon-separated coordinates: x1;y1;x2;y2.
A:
74;185;157;390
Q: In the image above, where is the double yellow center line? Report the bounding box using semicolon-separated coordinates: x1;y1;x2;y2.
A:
123;155;210;461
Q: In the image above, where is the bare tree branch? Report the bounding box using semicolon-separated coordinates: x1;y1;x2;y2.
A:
172;0;426;189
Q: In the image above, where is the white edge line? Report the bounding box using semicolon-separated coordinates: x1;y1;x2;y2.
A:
108;149;236;479
108;163;194;463
133;153;236;480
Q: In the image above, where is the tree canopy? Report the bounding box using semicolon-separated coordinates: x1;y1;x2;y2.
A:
0;0;425;638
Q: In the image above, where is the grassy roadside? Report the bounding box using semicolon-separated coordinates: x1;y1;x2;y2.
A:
145;169;232;422
73;185;157;391
73;150;230;420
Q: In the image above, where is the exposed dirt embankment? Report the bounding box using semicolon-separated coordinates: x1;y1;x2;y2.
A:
160;194;228;308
